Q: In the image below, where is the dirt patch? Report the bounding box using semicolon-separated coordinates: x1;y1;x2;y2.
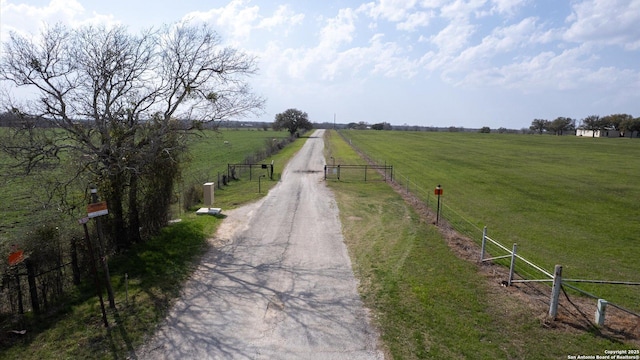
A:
209;198;266;247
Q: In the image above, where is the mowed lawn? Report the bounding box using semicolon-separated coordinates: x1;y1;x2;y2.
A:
339;130;640;310
325;130;634;359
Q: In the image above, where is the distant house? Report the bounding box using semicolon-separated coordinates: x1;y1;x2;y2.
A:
576;129;621;137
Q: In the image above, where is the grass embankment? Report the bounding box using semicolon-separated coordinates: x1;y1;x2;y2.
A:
324;130;633;359
339;130;640;310
0;129;306;360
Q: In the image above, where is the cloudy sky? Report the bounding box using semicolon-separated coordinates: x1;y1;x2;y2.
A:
1;0;639;129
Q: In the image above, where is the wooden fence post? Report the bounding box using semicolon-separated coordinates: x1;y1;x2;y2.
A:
549;265;563;319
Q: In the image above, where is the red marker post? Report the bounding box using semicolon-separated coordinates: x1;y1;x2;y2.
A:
434;185;443;225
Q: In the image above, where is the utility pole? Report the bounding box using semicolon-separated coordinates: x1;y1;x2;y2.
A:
90;188;116;309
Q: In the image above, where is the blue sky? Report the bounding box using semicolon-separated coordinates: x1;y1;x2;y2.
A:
1;0;639;129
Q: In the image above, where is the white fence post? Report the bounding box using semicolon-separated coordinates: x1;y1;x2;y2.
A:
549;265;563;319
480;226;487;262
595;299;608;326
508;243;517;286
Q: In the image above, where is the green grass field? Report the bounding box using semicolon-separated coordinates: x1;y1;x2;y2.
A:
339;130;640;311
325;130;636;359
0;129;291;241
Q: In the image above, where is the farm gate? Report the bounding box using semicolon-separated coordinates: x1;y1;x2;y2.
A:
324;164;393;182
227;161;274;182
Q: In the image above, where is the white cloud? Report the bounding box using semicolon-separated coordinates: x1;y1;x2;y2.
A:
319;8;358;49
564;0;640;50
489;0;528;16
429;18;476;54
396;11;434;31
324;33;420;80
181;0;307;47
257;5;305;32
456;16;541;62
361;0;419;22
254;8;358;83
1;0;638;127
182;0;259;41
440;0;487;20
0;0;118;41
456;45;606;90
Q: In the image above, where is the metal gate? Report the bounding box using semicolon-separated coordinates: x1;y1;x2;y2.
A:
324;164;393;182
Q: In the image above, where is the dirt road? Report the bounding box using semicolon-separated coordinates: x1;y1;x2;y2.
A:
139;129;383;359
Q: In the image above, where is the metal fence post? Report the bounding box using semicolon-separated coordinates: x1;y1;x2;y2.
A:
508;243;517;286
549;265;563;319
480;226;487;262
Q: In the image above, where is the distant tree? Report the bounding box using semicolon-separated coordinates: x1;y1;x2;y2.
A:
372;122;392;130
580;115;603;137
497;127;508;133
273;108;313;135
346;121;369;130
479;126;491;133
548;117;575;135
529;119;549;134
602;114;633;132
621;117;640;138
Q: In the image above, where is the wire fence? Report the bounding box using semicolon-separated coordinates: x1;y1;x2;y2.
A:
338;130;640;328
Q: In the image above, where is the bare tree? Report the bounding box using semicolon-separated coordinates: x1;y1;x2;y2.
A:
0;22;265;249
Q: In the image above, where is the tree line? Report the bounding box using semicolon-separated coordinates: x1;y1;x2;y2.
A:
529;114;640;137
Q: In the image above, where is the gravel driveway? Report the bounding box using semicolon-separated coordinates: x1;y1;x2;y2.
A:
139;129;383;359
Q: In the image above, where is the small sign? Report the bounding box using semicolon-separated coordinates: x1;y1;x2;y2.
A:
434;186;443;196
8;250;24;266
87;201;108;218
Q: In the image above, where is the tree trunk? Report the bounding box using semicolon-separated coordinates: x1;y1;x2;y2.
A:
25;259;40;314
15;273;24;314
108;173;129;251
128;172;142;243
70;237;81;286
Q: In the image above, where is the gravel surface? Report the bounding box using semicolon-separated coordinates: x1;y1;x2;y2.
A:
139;129;383;360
